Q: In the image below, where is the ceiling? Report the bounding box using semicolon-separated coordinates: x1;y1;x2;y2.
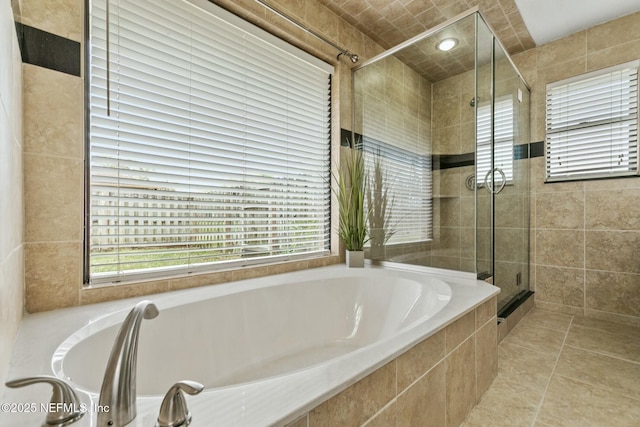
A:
514;0;640;45
319;0;640;81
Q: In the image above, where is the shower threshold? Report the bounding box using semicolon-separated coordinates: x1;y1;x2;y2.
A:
497;290;534;320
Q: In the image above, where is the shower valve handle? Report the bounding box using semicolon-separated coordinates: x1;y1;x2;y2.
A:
5;375;84;426
156;380;205;427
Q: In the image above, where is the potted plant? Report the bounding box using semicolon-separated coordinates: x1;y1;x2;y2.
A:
366;151;395;260
335;147;369;267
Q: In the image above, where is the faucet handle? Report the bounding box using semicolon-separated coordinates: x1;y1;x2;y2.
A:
5;375;84;426
155;380;204;427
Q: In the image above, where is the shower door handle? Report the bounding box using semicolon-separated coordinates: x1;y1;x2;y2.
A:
494;168;506;194
483;168;506;194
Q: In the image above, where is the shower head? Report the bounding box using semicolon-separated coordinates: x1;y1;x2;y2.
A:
337;51;359;63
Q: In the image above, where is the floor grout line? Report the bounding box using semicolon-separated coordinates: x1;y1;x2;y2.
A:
563;343;640;365
530;314;575;426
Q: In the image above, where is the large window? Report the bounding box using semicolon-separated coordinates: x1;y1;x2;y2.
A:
87;0;333;284
546;61;639;181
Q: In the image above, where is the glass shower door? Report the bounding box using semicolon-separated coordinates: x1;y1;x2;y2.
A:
491;39;531;314
476;17;531;314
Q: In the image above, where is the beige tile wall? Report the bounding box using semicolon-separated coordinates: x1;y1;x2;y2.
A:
512;11;640;326
285;297;497;427
0;0;24;388
18;0;385;313
431;69;476;273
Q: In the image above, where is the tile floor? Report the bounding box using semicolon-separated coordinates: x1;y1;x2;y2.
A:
462;308;640;427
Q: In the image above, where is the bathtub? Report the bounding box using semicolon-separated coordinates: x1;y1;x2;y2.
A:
1;265;499;427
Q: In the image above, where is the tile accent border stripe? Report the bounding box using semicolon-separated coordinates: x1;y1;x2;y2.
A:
15;22;81;76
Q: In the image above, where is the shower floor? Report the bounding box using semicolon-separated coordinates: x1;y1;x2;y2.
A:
462;308;640;426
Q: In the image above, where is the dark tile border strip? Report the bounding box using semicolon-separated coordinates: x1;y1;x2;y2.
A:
339;133;545;167
530;141;544;158
433;153;474;170
15;22;81;76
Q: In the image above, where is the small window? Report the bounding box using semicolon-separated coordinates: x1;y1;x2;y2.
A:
545;61;639;182
476;97;515;185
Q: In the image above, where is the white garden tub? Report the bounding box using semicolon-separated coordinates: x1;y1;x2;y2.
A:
1;265;498;427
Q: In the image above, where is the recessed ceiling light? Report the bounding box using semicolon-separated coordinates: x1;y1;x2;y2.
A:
437;38;458;51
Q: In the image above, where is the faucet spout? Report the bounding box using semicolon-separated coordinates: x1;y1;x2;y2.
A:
97;300;159;427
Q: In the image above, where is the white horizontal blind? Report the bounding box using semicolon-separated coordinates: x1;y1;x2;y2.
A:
88;0;332;283
476;97;514;186
546;61;639;181
361;137;432;245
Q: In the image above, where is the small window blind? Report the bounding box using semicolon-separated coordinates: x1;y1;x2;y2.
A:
546;61;639;181
88;0;333;283
476;97;514;185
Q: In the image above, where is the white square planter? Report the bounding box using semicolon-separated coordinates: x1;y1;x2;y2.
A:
346;250;365;268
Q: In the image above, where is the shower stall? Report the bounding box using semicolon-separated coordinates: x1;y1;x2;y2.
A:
353;8;531;315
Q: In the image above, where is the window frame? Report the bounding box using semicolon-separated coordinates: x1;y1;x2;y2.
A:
545;60;639;183
83;0;335;285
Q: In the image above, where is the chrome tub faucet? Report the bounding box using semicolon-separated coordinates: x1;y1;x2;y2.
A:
97;300;159;427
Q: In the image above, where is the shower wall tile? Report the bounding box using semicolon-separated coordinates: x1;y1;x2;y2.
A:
535;229;584;269
587;40;640;72
438;198;460;227
460;121;475;154
536;31;586;69
19;0;82;42
535;191;584;230
585;231;640;274
535;300;585;317
586;11;640;54
585;189;640;230
24;153;83;243
585;270;640;317
495;229;527;263
432;126;460;155
22;65;83;158
536;57;587;88
432;227;461;259
460;227;475;260
433;77;459;101
25;241;81;312
432;97;460;130
431;256;462;271
535;265;584;308
495;195;524;228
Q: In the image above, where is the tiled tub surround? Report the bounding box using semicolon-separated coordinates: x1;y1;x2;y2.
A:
1;265;498;427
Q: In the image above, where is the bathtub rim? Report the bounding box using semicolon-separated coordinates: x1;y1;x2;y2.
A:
51;268;454;395
1;264;499;427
